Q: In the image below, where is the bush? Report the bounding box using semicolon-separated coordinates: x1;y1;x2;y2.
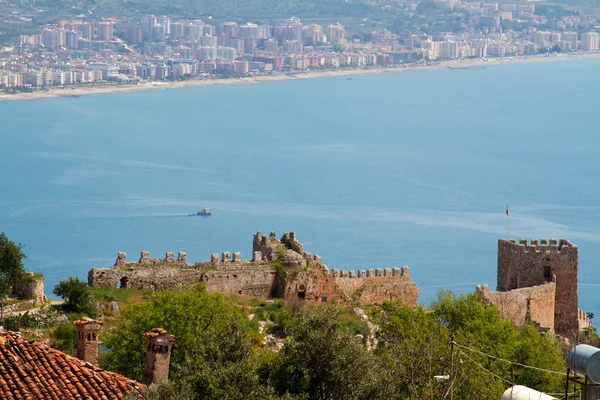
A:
53;277;96;317
52;321;77;355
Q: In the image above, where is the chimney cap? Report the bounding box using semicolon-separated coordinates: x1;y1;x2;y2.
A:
74;317;104;328
144;328;176;342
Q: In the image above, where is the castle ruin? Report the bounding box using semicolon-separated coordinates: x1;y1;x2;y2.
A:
476;238;590;335
88;231;419;307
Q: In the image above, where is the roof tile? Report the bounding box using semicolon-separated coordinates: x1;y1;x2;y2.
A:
0;330;143;399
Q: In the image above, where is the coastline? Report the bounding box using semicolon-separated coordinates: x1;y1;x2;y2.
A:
2;51;600;101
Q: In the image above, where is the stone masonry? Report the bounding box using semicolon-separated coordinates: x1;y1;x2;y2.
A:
478;238;586;335
476;282;556;331
88;232;419;307
13;273;45;305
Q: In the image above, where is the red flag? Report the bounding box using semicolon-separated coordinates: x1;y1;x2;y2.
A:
506;204;509;216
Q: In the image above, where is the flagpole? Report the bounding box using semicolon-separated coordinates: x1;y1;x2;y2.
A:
506;203;510;240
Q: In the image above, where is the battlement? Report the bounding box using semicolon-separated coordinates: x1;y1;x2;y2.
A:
89;230;418;308
497;236;579;335
500;238;577;255
329;266;410;279
113;250;268;269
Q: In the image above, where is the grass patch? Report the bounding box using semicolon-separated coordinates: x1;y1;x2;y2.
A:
229;295;268;308
338;312;367;336
20;272;44;282
4;298;24;306
91;287;152;320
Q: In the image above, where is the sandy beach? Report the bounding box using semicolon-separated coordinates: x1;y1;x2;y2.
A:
2;51;600;101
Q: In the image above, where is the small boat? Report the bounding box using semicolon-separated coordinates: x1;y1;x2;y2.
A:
190;208;211;216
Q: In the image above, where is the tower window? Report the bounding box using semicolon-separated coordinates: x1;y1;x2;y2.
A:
543;266;551;282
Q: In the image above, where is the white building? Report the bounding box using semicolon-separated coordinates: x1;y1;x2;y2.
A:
580;32;600;51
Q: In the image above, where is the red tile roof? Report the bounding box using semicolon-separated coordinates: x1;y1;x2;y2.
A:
0;329;144;399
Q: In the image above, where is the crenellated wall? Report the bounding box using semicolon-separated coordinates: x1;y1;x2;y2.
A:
89;249;271;292
497;237;579;334
333;266;412;297
88;231;420;307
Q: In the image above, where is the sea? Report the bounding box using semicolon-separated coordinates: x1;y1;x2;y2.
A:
1;58;600;319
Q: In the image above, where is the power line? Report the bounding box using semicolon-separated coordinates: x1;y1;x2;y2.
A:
453;341;567;376
458;349;513;385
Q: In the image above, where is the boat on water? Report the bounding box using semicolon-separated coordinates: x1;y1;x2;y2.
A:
190;208;211;216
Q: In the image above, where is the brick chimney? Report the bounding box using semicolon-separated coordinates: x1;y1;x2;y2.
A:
74;317;103;366
141;328;177;386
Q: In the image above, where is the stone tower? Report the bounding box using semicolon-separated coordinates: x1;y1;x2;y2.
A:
74;317;103;366
497;238;578;335
142;328;177;385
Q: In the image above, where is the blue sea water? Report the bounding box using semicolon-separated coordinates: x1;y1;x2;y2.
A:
1;58;600;318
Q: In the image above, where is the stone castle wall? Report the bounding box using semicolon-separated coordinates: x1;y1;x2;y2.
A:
333;266;412;295
356;282;419;306
476;282;556;331
202;266;276;298
89;250;273;295
13;273;45;304
497;238;579;334
88;231;420;307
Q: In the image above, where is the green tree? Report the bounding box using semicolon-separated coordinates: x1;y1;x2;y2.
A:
53;277;96;316
52;320;78;355
431;291;565;399
101;285;266;399
0;233;27;322
376;301;449;399
265;306;393;400
376;293;566;399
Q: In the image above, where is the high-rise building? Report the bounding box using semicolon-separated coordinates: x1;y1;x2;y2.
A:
562;32;578;49
441;40;458;59
41;29;59;49
184;23;204;41
196;46;217;59
230;38;245;55
199;35;217;47
65;30;79;49
233;60;249;75
151;25;166;42
76;23;93;40
327;24;345;44
216;46;237;60
283;40;302;53
264;38;279;53
203;25;214;36
581;32;599;51
141;16;157;37
239;23;260;38
221;22;239;43
244;37;256;54
97;22;114;41
156;64;169;79
126;26;143;44
155;16;171;35
175;45;192;59
170;23;185;40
